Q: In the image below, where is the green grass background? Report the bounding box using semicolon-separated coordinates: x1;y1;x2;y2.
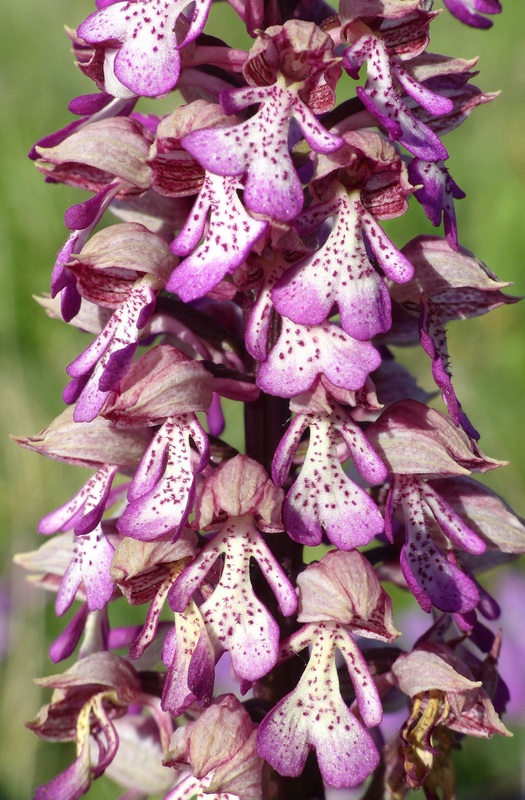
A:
0;1;524;798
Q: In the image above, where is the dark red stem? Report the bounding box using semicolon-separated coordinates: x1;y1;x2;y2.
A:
244;390;326;800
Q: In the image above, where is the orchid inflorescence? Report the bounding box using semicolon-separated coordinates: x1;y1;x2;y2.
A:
17;0;523;798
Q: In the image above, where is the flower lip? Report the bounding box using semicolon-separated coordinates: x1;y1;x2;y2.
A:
77;0;213;97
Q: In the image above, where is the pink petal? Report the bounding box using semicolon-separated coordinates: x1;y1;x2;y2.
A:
272;189;392;339
168;174;267;301
118;415;208;541
282;416;384;549
170;517;296;680
78;0;212;97
257;320;381;397
257;623;379;788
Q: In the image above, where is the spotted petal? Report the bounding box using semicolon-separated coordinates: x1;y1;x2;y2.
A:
161;601;216;716
55;524;115;615
167;173;268;301
66;278;158;422
257;622;380;788
38;464;119;536
169;516;297;681
183;83;342;221
118;414;209;540
390;476;481;613
343;35;450;161
257;320;381;397
276;415;384;549
272;188;393;339
78;0;213;97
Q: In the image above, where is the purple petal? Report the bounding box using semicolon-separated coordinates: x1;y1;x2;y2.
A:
272;414;309;486
186;629;216;706
206;393;225;437
408;159;465;249
392;63;454;116
420;481;486;555
335;627;383;726
344;36;449;161
293;100;344;153
78;0;212;97
120;476;196;541
398;480;480;613
118;415;208;541
56;526;115;615
64;184;117;231
98;342;138;392
168;174;267;301
129;573;174;659
68;281;157;423
245;254;289;362
67;321;117;379
420;296;480;439
184;84;305;221
257;320;381;397
126;424;169;503
361;209;415;283
170;517;296;680
162;607;216;716
51;185;121;322
201;581;281;681
76;465;119;535
49;604;89;663
55;559;83;617
443;0;501;28
282;417;384;549
400;537;479;614
331;409;387;485
68;92;113;116
35;741;91;800
257;623;380;788
272;190;393;339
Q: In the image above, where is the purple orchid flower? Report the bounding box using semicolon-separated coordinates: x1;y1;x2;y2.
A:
77;0;213;97
258;550;398;788
117;413;209;540
183;81;343;221
20;1;518;798
343;34;453;161
272;387;387;549
169;457;297;682
167;173;268;301
272;185;413;339
65;276;160;422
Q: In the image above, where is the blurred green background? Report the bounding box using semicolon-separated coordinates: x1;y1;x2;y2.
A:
0;1;524;798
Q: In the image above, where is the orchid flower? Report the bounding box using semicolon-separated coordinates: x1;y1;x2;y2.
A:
18;1;520;798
